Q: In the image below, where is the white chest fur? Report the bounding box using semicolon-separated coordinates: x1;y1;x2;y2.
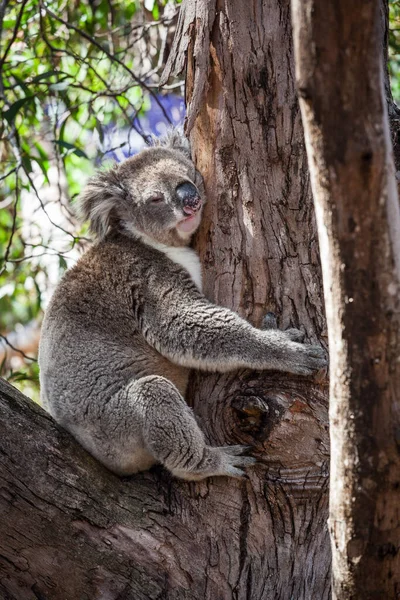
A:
161;245;202;291
126;225;203;291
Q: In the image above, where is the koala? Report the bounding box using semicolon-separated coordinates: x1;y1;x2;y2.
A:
39;130;326;481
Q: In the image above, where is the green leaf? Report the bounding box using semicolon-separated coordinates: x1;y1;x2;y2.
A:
95;118;105;144
33;157;50;184
59;118;68;142
53;140;88;159
10;73;30;94
3;96;34;124
59;256;68;271
8;371;33;383
21;154;33;175
49;80;70;91
31;70;57;83
152;3;159;19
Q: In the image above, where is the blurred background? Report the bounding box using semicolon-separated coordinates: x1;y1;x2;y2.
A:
0;0;399;401
0;0;183;400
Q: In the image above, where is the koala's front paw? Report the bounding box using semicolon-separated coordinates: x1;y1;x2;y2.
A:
287;341;327;375
261;313;327;376
262;313;305;342
282;328;306;343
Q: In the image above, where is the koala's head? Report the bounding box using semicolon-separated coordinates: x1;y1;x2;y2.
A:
77;129;205;247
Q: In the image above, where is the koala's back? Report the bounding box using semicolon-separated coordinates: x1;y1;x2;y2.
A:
39;236;190;423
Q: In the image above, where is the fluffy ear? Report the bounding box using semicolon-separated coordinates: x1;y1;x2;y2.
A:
77;166;127;239
152;127;192;159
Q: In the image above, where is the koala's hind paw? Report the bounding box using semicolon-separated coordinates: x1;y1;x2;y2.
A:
218;445;257;478
173;445;257;480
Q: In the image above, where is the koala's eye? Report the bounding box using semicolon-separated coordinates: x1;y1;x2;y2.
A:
149;194;164;204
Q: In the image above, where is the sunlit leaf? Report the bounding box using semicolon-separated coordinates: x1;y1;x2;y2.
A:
3;96;34;123
49;80;71;91
59;256;68;271
31;71;57;83
53;140;89;159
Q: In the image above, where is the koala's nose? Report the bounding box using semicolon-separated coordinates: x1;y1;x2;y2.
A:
175;182;202;215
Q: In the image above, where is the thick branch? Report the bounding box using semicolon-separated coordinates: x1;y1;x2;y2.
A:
0;378;184;599
0;373;330;600
291;0;400;597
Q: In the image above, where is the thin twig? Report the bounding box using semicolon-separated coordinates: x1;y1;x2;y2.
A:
44;6;172;124
0;334;37;362
0;0;29;72
0;165;19;181
0;170;19;276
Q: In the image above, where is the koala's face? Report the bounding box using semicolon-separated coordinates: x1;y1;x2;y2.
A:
79;132;205;247
118;148;204;246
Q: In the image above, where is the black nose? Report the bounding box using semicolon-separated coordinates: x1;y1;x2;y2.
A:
175;182;201;213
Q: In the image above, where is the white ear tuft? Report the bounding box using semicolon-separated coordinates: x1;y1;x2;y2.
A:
151;127;192;159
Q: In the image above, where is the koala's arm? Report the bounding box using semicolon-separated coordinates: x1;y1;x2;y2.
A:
137;281;326;376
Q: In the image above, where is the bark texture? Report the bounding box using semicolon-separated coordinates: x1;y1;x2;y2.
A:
164;0;331;597
291;0;400;598
0;1;332;599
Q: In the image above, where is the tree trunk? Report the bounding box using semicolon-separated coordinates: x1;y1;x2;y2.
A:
2;1;331;598
4;1;329;598
291;0;400;598
162;1;331;597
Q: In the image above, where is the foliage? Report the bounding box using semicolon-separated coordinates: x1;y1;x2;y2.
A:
389;0;400;102
0;0;183;399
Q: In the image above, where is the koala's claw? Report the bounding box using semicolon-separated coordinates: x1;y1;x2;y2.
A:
262;316;306;345
262;312;278;330
284;328;306;343
219;444;253;455
292;343;328;375
219;445;257;478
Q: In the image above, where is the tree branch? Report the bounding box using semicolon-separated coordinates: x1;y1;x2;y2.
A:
291;0;400;595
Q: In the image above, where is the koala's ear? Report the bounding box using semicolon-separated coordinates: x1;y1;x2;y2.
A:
153;127;192;159
77;167;127;239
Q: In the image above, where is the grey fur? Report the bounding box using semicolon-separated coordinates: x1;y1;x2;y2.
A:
39;131;327;480
151;126;192;159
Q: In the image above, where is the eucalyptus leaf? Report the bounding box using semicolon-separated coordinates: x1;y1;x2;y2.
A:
31;71;57;83
3;96;34;124
53;140;89;159
59;256;68;271
49;80;70;91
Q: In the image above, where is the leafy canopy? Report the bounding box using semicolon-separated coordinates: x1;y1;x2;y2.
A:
0;0;182;398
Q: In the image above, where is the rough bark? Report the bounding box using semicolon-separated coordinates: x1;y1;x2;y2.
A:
164;0;331;597
0;1;332;599
291;0;400;598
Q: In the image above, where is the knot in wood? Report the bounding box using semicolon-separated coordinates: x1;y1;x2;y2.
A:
231;393;283;442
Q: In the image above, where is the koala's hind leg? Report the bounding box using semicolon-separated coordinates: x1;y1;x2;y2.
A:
140;376;255;480
90;375;255;480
